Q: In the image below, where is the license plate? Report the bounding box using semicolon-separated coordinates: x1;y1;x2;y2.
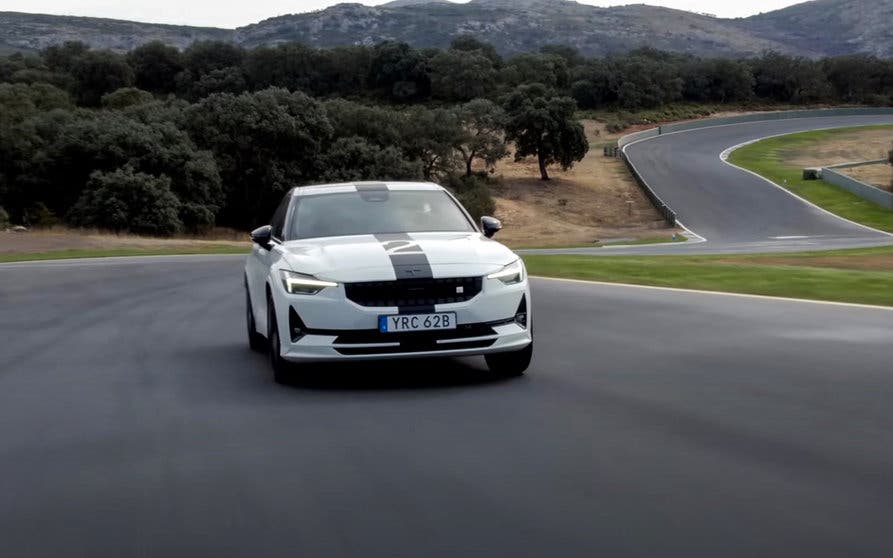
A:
379;313;457;333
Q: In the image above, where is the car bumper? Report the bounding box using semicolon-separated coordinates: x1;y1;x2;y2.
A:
272;278;532;363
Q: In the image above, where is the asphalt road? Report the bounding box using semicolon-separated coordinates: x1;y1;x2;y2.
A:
2;255;893;557
523;114;893;256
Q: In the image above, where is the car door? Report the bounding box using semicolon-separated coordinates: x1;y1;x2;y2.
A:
248;193;292;331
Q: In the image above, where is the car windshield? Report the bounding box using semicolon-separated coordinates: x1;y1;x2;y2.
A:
288;190;475;240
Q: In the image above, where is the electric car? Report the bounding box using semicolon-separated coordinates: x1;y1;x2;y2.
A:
244;182;532;383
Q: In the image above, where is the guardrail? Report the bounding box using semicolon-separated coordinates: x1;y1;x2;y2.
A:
616;107;893;225
620;150;676;226
825;159;888;170
821;167;893;209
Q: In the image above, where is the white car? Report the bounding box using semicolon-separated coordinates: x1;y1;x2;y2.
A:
244;181;533;383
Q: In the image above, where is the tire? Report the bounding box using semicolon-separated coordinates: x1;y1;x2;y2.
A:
485;342;533;377
246;283;266;353
267;293;292;384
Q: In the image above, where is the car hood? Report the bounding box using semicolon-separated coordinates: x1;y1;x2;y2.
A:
279;232;518;282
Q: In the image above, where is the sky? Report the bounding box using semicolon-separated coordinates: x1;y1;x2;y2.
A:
0;0;808;28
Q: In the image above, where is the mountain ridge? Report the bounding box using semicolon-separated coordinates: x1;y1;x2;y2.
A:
1;0;890;58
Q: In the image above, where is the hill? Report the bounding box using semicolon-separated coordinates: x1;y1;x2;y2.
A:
2;0;891;58
740;0;893;57
0;11;231;53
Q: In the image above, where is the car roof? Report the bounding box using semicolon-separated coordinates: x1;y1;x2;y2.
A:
292;182;445;197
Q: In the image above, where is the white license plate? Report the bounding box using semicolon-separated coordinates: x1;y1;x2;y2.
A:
379;313;457;333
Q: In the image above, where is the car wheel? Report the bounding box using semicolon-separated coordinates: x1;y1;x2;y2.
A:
246;283;266;353
267;293;291;384
485;342;532;377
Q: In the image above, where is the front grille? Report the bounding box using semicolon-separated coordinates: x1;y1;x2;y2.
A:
335;339;496;356
345;276;483;308
332;322;499;345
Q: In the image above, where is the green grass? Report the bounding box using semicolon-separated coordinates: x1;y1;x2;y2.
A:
599;235;687;247
0;245;249;263
727;125;893;233
523;245;893;307
515;235;686;250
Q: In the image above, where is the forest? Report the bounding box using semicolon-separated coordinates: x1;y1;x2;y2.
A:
1;36;892;234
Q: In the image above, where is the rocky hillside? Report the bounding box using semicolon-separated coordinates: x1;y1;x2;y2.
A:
2;0;891;58
0;11;231;53
740;0;893;57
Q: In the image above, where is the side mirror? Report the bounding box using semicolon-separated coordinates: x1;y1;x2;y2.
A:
480;216;502;238
250;225;273;249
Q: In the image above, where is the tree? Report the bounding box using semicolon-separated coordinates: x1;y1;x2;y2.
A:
0;82;72;125
67;166;182;235
1;109;221;230
750;52;831;104
188;67;248;100
187;87;333;228
540;44;584;68
681;58;754;103
442;173;495;221
503;84;588;181
319;137;421;183
324;99;404;148
42;41;90;73
127;41;184;94
450;35;502;67
101;87;154;109
368;41;430;101
502;53;569;89
399;107;463;180
455;99;508;176
182;41;244;77
429;50;497;102
70;50;135;106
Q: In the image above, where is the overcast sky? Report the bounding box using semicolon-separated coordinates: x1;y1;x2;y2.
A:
0;0;807;28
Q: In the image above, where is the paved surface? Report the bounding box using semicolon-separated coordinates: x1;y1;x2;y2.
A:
523;115;893;256
2;256;893;557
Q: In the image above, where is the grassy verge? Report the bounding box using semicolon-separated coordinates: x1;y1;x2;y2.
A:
727;125;893;233
523;245;893;307
0;245;249;263
515;235;686;250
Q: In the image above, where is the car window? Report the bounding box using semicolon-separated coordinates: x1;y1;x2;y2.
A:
270;193;292;240
288;190;474;240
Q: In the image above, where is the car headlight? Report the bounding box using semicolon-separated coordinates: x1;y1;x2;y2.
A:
280;270;337;295
487;259;524;285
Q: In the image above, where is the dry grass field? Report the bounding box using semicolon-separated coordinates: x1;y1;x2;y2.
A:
491;120;680;247
783;127;892;192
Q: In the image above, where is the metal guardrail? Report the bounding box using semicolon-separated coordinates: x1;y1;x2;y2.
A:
615;107;893;226
620;149;676;226
821;167;893;209
825;159;888;170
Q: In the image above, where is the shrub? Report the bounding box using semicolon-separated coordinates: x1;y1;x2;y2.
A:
101;87;154;109
442;173;496;221
0;206;9;228
67;167;182;235
24;202;59;227
319;136;422;183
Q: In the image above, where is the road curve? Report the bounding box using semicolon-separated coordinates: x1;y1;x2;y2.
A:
2;255;893;557
523;114;893;255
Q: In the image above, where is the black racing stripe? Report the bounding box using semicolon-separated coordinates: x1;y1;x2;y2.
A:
355;182;389;191
374;233;411;242
373;233;435;312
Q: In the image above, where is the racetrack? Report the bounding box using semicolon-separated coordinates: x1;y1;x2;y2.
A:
524;114;893;255
2;255;893;557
